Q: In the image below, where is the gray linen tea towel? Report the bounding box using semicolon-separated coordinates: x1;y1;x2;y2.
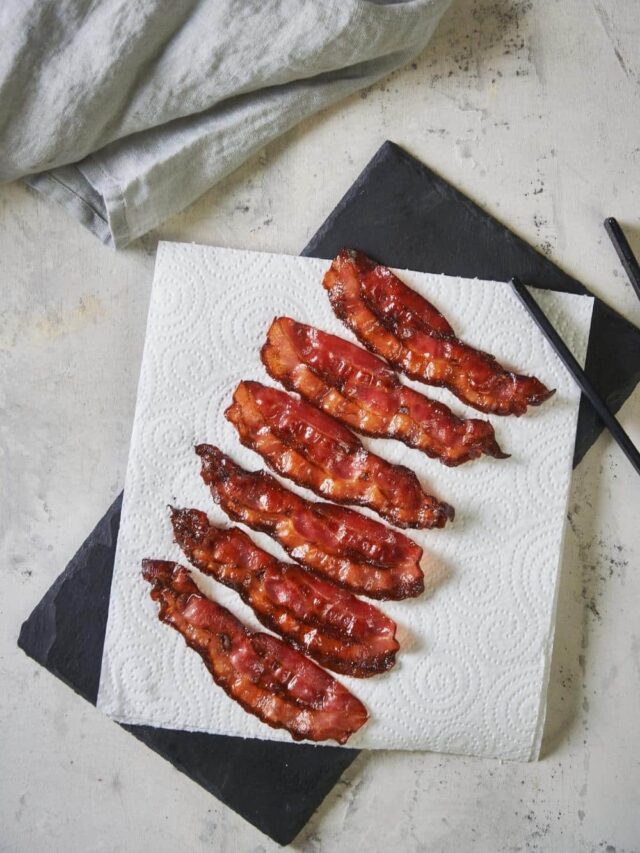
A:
0;0;451;247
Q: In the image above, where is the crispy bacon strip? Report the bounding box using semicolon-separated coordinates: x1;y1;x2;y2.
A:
170;507;399;677
142;560;368;743
196;445;424;600
261;317;507;466
225;381;454;529
323;250;554;416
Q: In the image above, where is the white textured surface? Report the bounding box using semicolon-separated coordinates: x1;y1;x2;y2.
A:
2;0;639;849
98;243;592;759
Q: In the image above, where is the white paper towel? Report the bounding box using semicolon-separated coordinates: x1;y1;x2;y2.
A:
97;242;594;761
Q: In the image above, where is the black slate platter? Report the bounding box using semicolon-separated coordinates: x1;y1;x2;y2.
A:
19;141;640;846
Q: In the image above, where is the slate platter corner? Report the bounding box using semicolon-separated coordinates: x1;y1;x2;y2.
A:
17;493;358;846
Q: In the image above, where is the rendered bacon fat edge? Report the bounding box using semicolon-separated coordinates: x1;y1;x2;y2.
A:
141;560;368;743
225;380;454;529
196;444;424;600
170;507;399;677
323;250;555;416
261;317;508;465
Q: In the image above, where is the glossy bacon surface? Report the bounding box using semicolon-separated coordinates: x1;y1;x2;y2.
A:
225;381;454;529
261;317;507;466
170;507;399;677
196;445;424;600
323;250;554;416
142;560;368;743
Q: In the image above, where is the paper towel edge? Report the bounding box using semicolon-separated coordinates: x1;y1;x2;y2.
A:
526;293;595;762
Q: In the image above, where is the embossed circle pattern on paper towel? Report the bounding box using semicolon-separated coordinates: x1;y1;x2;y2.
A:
474;604;539;667
197;370;251;447
486;666;542;756
412;650;479;720
139;408;194;470
98;245;593;757
454;548;507;610
211;281;322;371
152;259;207;328
160;343;213;400
508;527;558;612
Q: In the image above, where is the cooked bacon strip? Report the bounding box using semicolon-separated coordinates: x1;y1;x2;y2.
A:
225;381;454;529
196;445;424;600
170;507;399;677
323;249;554;416
142;560;368;743
261;317;507;466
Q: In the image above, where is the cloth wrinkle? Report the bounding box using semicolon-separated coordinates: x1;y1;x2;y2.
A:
0;0;452;246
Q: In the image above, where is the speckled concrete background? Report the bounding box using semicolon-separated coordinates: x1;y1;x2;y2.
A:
1;0;639;850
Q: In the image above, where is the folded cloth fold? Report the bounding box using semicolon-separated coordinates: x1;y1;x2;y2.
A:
0;0;451;248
